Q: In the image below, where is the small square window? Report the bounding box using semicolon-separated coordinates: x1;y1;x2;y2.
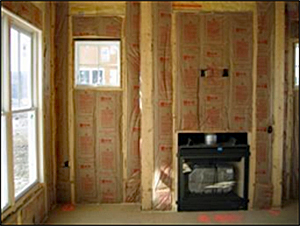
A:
75;41;120;88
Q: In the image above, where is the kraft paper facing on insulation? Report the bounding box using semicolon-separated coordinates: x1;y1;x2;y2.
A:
291;90;299;199
55;2;71;203
43;1;57;211
72;15;122;38
253;1;274;209
290;3;299;199
1;1;43;30
153;2;173;210
69;2;126;16
176;12;253;132
282;2;299;201
74;91;123;203
125;2;141;203
72;13;123;203
21;190;46;224
4;1;293;212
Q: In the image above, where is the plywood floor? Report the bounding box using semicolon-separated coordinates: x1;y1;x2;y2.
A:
44;200;298;225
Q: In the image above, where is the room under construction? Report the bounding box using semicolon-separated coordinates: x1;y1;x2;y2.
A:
1;1;299;225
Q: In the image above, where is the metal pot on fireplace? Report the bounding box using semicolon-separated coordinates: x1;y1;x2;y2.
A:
205;133;217;145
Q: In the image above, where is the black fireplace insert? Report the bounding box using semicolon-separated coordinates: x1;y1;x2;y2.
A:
177;133;250;211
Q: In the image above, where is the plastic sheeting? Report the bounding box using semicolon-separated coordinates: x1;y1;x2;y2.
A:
21;190;46;224
282;2;299;201
72;14;124;203
291;90;299;199
2;2;52;223
55;2;71;203
289;2;299;200
253;2;274;209
43;1;57;211
153;2;173;210
72;16;122;38
176;12;253;132
74;91;123;203
1;1;43;30
125;2;141;202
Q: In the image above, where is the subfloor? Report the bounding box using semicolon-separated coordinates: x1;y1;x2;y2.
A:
44;200;299;225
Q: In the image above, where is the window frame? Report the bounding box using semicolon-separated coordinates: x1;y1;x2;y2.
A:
1;7;44;216
10;24;34;111
74;39;122;90
78;67;106;86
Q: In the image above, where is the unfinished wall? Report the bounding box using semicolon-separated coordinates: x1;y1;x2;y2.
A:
282;1;299;201
291;89;299;199
48;1;290;211
125;2;141;203
74;91;123;203
176;12;253;131
53;1;129;205
43;1;57;212
55;2;71;203
252;2;275;209
72;14;124;203
153;2;173;210
69;1;126;15
1;1;56;224
138;1;287;210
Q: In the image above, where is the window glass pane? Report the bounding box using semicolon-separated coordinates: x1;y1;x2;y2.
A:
79;45;98;65
295;43;299;87
109;68;118;86
75;41;120;87
20;32;32;107
1;17;4;111
10;28;19;109
10;28;32;110
13;111;37;197
99;69;104;85
92;70;98;84
78;70;89;84
1;116;9;210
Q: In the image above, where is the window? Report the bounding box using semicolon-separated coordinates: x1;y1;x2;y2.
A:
78;68;105;86
74;41;121;88
294;43;299;87
1;9;43;212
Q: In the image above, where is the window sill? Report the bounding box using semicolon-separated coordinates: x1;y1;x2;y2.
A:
1;183;45;222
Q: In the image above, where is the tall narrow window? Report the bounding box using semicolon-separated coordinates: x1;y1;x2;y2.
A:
10;26;38;197
1;8;43;212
